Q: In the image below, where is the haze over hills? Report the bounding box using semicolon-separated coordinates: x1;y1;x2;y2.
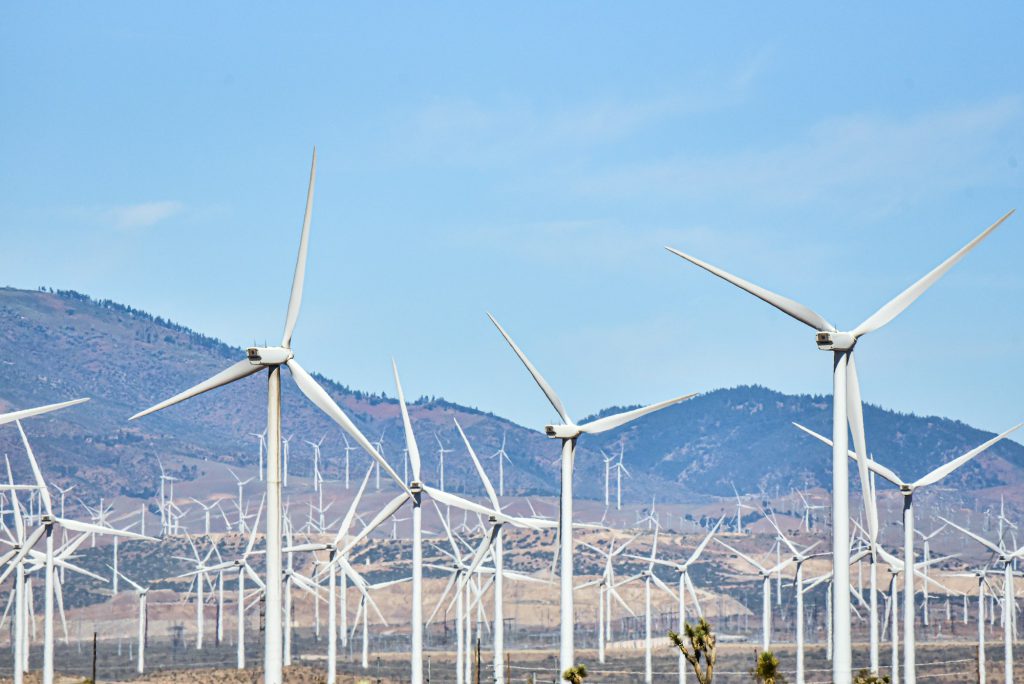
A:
0;286;1021;507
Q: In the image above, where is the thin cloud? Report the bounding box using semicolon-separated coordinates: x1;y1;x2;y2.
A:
106;201;184;230
573;97;1023;208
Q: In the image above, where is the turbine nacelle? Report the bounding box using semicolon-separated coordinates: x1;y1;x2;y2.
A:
545;424;581;439
814;331;856;352
246;346;293;366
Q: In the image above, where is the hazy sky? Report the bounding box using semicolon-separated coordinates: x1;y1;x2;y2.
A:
2;4;1022;432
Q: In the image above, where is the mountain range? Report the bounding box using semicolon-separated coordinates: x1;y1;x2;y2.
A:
1;286;1021;507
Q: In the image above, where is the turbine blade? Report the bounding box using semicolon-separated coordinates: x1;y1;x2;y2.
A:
685;573;703;617
939;516;1003;557
0;526;46;584
0;398;89;427
335;466;374;546
913;421;1024;489
686;517;725;566
392;360;420;483
454;419;500;510
852;210;1014;337
340;493;410;556
281;147;317;348
579;392;698;435
665;247;834;332
54;574;69;643
58;518;153;541
426;572;457;626
715;539;768;574
130;359;259;420
486;313;571;424
244;497;265;557
15;422;53;517
792;422;905;486
846;356;878;542
287;359;409;494
651;573;679;601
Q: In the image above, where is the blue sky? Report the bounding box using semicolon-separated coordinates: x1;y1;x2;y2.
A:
1;4;1022;432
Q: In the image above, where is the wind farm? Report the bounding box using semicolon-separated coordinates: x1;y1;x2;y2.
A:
2;5;1023;683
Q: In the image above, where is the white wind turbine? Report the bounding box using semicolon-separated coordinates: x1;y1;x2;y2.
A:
948;566;994;684
636;517;723;684
765;514;825;684
251;430;267;482
115;569;150;674
487;313;696;673
716;538;793;651
612;449;630;511
336;362;523;684
11;413;154;684
940;517;1024;684
341;433;357;490
306;436;326;492
621;529;679;684
488;431;513;498
189;498;223;536
130;149;401;684
287;467;373;684
602;451;615;508
579;533;639;664
731;482;755;534
282;434;294;488
457;418;544;684
435;433;452;492
796;420;1023;684
914;524;947;627
667;210;1013;683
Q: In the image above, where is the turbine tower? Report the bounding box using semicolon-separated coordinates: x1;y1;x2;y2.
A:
487;313;696;673
130;149;398;684
666;209;1013;683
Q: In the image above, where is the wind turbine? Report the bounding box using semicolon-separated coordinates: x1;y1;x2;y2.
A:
612;449;630;511
228;468;255;534
637;517;723;684
940;517;1024;684
251;430;267;481
797;420;1023;684
915;524;947;626
306;436;326;492
487;313;696;673
579;533;638;663
282;434;294;488
341;433;357;490
621;529;679;684
765;514;825;684
457;418;540;684
731;482;755;534
12;413;153;684
115;569;150;674
189;498;222;535
434;433;453;492
488;431;513;498
601;451;615;508
667;210;1014;684
129;149;401;684
716;538;792;651
336;362;525;684
287;467;373;684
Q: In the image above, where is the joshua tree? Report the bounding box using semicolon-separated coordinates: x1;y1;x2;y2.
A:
852;670;890;684
750;650;785;684
670;618;717;684
562;664;588;684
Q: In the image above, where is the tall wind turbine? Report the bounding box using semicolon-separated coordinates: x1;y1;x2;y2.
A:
666;210;1013;683
487;313;696;673
251;430;267;481
129;149;399;684
796;420;1023;684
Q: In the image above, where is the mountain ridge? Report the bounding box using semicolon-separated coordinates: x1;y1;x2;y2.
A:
1;286;1021;507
